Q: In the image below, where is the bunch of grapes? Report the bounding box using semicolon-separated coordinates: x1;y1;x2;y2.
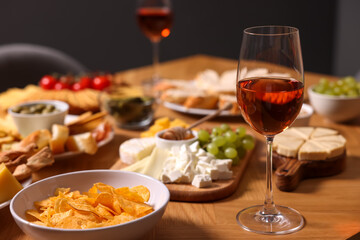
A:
313;77;360;97
197;124;255;165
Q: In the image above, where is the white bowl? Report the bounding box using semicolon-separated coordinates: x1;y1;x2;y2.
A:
10;170;170;240
308;86;360;122
291;103;314;126
8;100;69;137
155;129;198;150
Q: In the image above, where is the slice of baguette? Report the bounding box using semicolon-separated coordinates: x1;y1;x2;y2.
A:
17;129;52;150
65;132;98;155
49;124;69;154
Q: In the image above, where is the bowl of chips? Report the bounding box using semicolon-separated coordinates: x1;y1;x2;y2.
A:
10;170;170;240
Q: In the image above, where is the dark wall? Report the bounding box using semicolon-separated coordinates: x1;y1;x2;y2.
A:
0;0;336;81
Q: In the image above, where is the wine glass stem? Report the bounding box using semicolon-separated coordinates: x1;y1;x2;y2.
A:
263;136;277;215
152;40;160;82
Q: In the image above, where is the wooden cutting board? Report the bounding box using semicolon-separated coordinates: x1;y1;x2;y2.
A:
273;151;346;192
111;147;254;202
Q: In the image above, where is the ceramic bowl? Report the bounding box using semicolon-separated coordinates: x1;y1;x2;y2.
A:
155;129;198;150
308;86;360;122
291;103;314;126
10;170;170;240
8;100;69;136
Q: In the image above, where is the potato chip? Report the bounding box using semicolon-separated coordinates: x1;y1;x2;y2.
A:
26;183;153;229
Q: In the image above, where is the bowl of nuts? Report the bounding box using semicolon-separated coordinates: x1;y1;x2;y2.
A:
8;100;69;137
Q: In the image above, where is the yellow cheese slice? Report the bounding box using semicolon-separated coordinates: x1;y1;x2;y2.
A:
0;163;23;203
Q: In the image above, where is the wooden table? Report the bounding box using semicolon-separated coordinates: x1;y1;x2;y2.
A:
1;55;360;239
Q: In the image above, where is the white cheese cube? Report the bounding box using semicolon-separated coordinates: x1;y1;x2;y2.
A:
217;170;233;180
192;174;212;188
210;159;232;171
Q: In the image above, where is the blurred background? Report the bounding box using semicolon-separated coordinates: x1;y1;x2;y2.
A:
0;0;358;90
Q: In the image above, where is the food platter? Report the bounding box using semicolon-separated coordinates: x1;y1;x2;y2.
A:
54;130;114;160
0;177;32;210
163;101;242;117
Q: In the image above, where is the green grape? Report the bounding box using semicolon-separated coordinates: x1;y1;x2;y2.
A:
225;130;237;143
319;78;329;87
212;127;222;136
220;123;230;132
222;142;236;150
347;89;359;97
213;136;226;147
333;87;342;96
216;150;226;159
344;76;356;85
236;126;246;138
242;135;255;150
225;147;238;159
234;136;243;148
314;85;326;93
336;80;345;87
207;143;219;155
237;146;246;159
356;82;360;90
328;81;335;88
198;129;210;142
324;89;335;96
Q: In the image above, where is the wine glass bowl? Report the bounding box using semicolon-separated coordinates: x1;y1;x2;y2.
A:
236;26;305;234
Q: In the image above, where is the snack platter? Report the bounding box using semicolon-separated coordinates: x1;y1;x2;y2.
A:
163;101;242;117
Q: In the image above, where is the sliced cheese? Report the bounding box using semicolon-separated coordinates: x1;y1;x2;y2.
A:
310;127;338;139
119;138;155;165
273;135;304;158
298;140;328;160
0;163;23;203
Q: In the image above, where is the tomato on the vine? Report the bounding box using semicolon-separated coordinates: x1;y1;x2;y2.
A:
71;82;84;91
54;82;70;90
91;75;111;90
79;76;92;89
39;75;57;90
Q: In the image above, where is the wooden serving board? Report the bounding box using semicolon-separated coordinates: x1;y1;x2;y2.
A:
111;147;254;202
273;151;346;192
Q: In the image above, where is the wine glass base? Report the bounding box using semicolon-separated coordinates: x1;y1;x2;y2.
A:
236;205;304;235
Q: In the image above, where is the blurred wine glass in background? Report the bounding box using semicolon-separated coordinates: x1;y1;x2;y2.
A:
136;0;173;84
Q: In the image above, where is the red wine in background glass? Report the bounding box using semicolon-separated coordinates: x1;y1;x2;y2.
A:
237;77;304;136
136;7;173;42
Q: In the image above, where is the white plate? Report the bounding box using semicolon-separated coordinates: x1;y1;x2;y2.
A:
163;101;241;116
0;177;32;210
54;114;115;160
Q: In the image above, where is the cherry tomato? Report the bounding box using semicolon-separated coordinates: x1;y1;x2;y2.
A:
71;82;83;91
39;75;57;90
91;75;111;90
79;76;92;89
59;75;75;85
54;82;70;90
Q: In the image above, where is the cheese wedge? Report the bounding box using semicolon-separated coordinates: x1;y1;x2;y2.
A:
274;127;346;161
0;163;23;203
119;138;156;165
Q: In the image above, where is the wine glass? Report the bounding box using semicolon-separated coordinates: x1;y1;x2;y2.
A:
136;0;173;84
236;26;305;234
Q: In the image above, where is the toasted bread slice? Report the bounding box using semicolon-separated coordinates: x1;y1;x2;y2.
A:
17;129;52;150
49;124;69;154
66;132;98;155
